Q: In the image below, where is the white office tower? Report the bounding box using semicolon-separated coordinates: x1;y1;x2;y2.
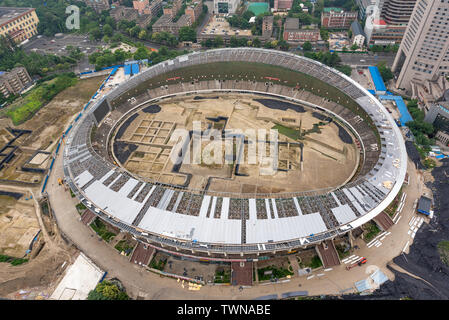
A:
393;0;449;94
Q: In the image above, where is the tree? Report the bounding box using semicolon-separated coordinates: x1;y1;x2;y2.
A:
103;24;113;37
134;47;150;60
129;25;141;38
278;39;289;51
87;281;129;300
377;61;393;82
178;27;196;42
302;41;312;51
90;27;102;41
320;28;329;41
214;36;224;47
138;29;147;40
350;44;358;51
230;36;239;47
252;37;261;48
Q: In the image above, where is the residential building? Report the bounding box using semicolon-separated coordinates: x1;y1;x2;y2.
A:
283;18;320;43
0;7;39;43
110;5;154;28
380;0;417;25
364;4;406;46
111;5;139;21
133;0;163;16
213;0;241;14
413;74;449;105
163;0;184;17
0;67;32;98
152;14;191;35
392;0;449;93
321;7;358;29
350;21;366;47
355;0;376;19
262;15;274;38
273;0;293;11
185;1;203;24
425;102;449;134
363;1;417;47
84;0;110;13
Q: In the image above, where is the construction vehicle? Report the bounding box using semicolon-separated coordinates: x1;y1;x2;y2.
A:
346;257;367;270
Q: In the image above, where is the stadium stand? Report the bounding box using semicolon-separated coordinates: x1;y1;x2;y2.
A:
62;48;406;257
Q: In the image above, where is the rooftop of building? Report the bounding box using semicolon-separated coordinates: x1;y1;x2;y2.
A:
284;17;299;30
0;7;35;26
351;20;366;37
323;7;345;13
263;15;274;23
153;14;173;25
417;196;432;214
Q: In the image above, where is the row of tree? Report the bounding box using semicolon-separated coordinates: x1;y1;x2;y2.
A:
303;51;352;76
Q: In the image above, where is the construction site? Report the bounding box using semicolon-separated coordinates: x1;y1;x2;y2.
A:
112;93;359;195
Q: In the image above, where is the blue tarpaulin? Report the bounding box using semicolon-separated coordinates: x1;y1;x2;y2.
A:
355;278;371;292
368;66;387;92
131;63;139;75
124;64;132;75
378;95;413;126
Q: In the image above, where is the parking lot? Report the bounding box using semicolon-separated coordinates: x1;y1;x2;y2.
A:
21;34;106;73
200;15;251;36
22;34;104;56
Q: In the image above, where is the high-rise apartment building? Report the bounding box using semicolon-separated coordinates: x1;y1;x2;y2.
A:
393;0;449;92
380;0;417;24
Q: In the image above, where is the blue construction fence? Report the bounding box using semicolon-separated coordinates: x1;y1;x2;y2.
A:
368;66;387;92
367;66;413;127
378;95;413;126
41;67;117;194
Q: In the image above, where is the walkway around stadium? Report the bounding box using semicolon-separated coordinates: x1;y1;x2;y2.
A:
47;147;426;299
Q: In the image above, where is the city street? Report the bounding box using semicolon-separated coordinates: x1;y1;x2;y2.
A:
338;52;397;67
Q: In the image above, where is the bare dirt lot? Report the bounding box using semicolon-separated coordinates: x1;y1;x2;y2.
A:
114;93;359;195
0;77;103;299
0;190;39;257
0;77;105;184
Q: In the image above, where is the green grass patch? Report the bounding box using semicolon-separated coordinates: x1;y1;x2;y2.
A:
114;240;134;256
0;254;28;266
335;244;350;260
423;158;436;170
309;255;323;269
2;74;77;125
90;218;116;242
76;202;87;215
363;221;381;242
69;188;76;198
437;240;449;266
149;257;167;270
257;265;294;281
214;269;231;283
384;187;403;217
273;123;302;141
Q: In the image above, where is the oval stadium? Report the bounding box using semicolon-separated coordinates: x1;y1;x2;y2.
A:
63;48;407;261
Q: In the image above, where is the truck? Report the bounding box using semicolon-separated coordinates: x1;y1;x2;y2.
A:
346;257;367;270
